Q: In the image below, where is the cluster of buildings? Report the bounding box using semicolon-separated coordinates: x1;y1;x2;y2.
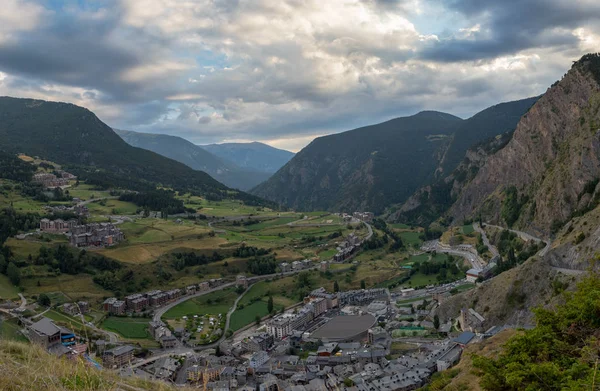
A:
353;212;374;222
32;170;76;188
333;233;363;262
279;259;313;273
26;317;89;361
338;288;389;306
265;288;389;340
69;222;124;247
61;301;89;316
102;279;227;316
38;219;125;248
465;255;499;282
44;204;89;217
103;289;182;315
39;218;77;233
337;211;374;223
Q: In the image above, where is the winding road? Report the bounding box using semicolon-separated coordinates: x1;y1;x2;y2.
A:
473;223;499;258
481;223;550;257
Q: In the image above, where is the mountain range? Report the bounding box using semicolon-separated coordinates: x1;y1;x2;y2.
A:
252;97;538;213
0;97;274;207
201;142;294;174
114;130;289;190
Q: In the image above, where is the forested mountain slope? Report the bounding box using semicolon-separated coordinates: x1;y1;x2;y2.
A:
252;111;462;213
201;142;294;174
253;97;536;214
115;129;271;190
0;97;274;206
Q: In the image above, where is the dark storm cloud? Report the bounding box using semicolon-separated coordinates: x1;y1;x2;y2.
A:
0;3;179;103
421;0;600;62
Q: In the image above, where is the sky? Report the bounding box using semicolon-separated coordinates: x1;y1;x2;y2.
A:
0;1;599;152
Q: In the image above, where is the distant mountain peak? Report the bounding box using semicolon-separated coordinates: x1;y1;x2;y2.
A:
201;142;294;174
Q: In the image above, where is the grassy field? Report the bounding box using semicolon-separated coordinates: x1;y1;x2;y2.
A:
0;275;19;300
406;253;429;264
163;289;238;319
0;318;28;342
86;199;138;215
118;219;212;244
94;235;227;264
399;231;422;247
229;301;270;331
21;274;112;301
179;195;279;217
44;310;89;333
66;183;110;200
102;317;151;339
462;224;475;235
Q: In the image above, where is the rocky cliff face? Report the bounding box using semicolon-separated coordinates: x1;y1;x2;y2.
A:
450;55;600;236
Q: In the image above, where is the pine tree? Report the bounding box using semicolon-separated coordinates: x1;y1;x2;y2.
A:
267;296;274;313
360;280;366;289
38;293;51;307
333;280;340;292
7;262;20;286
433;314;440;330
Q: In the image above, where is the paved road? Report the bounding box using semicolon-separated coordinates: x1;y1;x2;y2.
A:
153;267;319;323
483;223;550;257
364;220;374;241
76;196;120;207
549;267;586;276
473;223;499;258
422;240;485;270
476;223;588;274
128;347;195;369
18;294;27;309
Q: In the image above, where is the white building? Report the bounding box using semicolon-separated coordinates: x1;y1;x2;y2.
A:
249;351;269;369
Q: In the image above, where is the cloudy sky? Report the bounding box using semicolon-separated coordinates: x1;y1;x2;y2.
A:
0;0;599;151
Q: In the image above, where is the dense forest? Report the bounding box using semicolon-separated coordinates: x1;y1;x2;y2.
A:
0;150;35;182
119;190;188;215
0;97;278;209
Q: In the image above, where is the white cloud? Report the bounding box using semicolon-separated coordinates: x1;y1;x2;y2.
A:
0;0;598;150
0;0;48;43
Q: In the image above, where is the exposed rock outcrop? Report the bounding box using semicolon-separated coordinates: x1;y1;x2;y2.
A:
450;55;600;236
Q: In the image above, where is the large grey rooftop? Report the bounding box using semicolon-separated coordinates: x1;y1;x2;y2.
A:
310;314;376;340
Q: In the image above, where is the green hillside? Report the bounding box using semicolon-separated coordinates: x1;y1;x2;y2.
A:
0;97;273;207
253;98;536;214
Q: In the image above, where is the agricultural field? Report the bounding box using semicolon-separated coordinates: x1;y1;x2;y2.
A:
118;219;212;244
178;195;277;217
93;235;227;264
86;199;138;215
399;231;423;247
0;182;46;212
66;183;111;201
101;317;151;339
20;274;112;302
0;275;19;300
